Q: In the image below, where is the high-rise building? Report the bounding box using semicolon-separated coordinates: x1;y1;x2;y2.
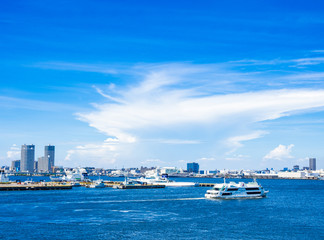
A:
34;161;38;172
38;156;50;173
20;144;35;173
45;145;55;172
309;158;316;171
187;162;199;173
11;160;20;172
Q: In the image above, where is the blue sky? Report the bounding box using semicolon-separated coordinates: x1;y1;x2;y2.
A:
1;0;324;170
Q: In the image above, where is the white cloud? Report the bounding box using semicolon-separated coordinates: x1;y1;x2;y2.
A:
197;157;216;162
297;157;309;164
263;144;294;161
93;85;126;104
64;138;119;167
230;57;324;66
78;69;324;144
0;96;77;112
311;50;324;53
7;144;20;160
282;72;324;81
60;63;324;167
291;57;324;66
226;131;268;152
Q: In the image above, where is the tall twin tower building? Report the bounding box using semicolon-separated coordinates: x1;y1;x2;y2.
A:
20;144;55;173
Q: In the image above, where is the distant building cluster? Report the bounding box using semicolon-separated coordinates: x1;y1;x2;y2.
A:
1;151;323;180
10;144;55;173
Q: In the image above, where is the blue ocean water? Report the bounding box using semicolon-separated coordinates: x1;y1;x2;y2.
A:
0;178;323;240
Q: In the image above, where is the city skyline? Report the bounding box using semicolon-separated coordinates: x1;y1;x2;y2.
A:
1;1;324;170
6;144;317;172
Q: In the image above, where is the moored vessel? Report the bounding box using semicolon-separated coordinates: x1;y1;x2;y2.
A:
87;179;105;188
205;178;268;199
137;171;198;187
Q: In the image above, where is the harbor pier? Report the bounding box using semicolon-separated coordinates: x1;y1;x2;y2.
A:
0;183;72;191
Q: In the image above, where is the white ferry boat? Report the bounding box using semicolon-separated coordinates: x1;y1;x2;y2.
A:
113;177;140;189
137;172;198;187
50;168;87;182
87;179;105;188
205;179;268;200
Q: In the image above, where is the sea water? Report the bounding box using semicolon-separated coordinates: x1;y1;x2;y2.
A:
0;178;323;239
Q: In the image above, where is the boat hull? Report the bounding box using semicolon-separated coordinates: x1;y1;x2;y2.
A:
137;178;198;187
87;183;105;188
88;185;105;188
205;193;267;200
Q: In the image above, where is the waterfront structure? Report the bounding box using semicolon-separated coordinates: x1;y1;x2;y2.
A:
20;144;35;173
278;171;306;179
11;160;20;172
45;145;55;172
309;158;316;170
187;162;199;173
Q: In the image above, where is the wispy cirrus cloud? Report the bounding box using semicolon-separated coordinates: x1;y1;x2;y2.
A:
78;84;324;144
226;131;268;152
230;57;324;66
311;50;324;53
50;62;324;166
0;96;77;112
282;72;324;81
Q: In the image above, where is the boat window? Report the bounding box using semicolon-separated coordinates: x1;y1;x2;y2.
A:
222;192;232;196
246;191;261;195
245;187;260;191
213;187;220;190
227;188;238;191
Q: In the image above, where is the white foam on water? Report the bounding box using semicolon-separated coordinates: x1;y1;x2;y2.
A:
74;209;92;212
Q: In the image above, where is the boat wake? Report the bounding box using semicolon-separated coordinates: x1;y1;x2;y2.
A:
114;197;205;203
63;198;205;204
